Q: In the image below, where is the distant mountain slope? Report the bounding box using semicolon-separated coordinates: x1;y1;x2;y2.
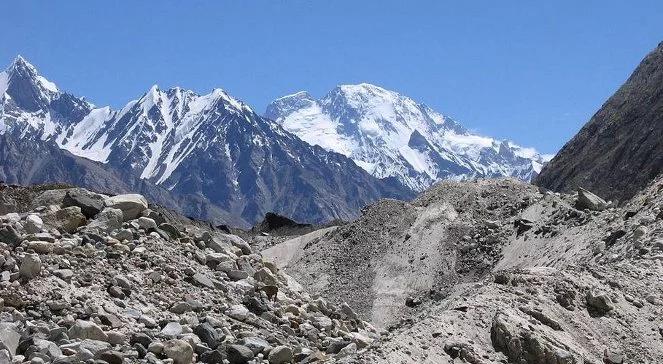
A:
266;84;551;191
536;42;663;202
0;57;412;226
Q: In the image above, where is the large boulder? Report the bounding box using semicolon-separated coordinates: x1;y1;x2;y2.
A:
575;188;608;211
491;312;577;363
86;208;123;233
41;206;86;233
0;323;20;356
104;194;148;221
63;189;106;218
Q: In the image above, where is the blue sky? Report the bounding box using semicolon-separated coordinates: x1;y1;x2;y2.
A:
2;1;662;154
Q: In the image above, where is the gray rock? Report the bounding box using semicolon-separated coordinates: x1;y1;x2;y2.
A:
136;216;157;230
227;344;254;364
192;273;215;289
32;338;62;359
227;304;249;321
24;214;43;233
254;267;278;286
0;323;20;356
18;253;41;280
104;194;148;221
268;345;293;364
239;336;270;355
0;225;22;246
163;339;194;364
194;323;222;349
68;320;108;342
576;188;608;211
41;206;86;233
586;290;614;315
161;322;183;337
87;208;123;233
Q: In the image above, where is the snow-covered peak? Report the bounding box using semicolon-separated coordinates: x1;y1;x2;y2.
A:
6;55;59;93
267;83;553;191
1;56;62;113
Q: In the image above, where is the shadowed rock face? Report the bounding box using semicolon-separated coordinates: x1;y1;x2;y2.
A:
536;42;663;203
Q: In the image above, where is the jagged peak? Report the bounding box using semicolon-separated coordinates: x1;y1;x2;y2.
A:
4;55;59;94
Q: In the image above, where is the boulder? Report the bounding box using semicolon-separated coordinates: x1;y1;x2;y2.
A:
576;188;608;211
0;323;20;356
163;339;194;364
161;322;183;337
24;214;43;233
41;206;86;233
0;225;22;246
68;320;108;342
87;208;124;233
194;323;222;349
586;290;614;315
63;189;105;218
239;336;270;355
227;344;254;364
18;253;41;280
491;312;576;363
268;345;293;364
227;304;250;321
104;194;148;221
254;267;278;286
135;216;157;230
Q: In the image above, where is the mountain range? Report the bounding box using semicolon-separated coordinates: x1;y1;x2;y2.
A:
0;56;548;226
266;83;551;191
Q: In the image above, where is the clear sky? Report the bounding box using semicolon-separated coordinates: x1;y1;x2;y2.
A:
2;1;662;154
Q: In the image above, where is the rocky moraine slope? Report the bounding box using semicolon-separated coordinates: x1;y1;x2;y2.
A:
0;184;381;364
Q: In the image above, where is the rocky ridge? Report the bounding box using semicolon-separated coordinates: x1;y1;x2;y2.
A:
536;41;663;203
0;184;380;363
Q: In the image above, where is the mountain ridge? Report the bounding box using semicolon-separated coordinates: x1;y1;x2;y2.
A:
0;56;412;227
266;83;552;192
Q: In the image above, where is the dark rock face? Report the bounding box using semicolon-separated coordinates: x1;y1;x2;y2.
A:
536;42;663;203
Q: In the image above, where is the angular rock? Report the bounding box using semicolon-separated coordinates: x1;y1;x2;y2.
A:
227;344;254;364
24;214;43;233
68;320;108;342
87;208;123;233
586;290;614;315
41;206;86;233
63;189;105;218
576;188;608;211
268;345;293;364
194;323;222;349
0;323;20;356
18;253;41;280
161;322;183;337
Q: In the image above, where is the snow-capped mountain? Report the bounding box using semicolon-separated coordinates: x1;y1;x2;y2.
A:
0;57;411;226
266;83;552;192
